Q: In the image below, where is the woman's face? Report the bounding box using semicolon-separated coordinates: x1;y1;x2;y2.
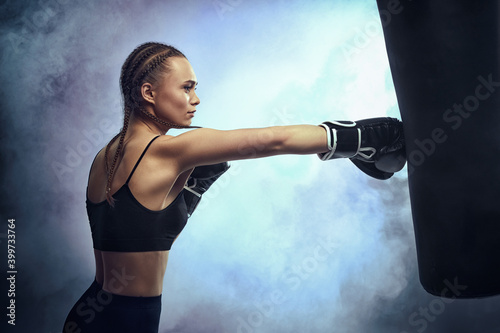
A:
151;56;200;127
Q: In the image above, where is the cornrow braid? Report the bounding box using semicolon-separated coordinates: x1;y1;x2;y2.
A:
121;44;165;98
104;109;132;205
104;42;198;206
133;50;177;87
104;132;120;177
119;43;156;87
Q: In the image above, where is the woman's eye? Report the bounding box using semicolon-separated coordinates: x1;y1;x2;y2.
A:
184;86;193;92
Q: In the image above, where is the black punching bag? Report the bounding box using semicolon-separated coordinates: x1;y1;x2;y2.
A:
376;1;500;298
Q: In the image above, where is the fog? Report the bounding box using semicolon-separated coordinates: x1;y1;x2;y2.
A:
1;0;500;332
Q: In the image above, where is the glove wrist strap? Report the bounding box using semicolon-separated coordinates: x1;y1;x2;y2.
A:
318;121;361;160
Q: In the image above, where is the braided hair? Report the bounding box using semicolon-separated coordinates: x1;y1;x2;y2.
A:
104;42;195;205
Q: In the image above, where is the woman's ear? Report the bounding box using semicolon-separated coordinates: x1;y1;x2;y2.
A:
141;83;155;105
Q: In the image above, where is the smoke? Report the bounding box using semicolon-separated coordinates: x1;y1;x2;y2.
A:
1;0;500;332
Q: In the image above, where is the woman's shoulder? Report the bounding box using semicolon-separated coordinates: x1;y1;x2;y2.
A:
90;134;161;172
148;129;207;154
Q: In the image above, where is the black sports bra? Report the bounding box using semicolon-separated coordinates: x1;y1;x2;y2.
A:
87;136;188;252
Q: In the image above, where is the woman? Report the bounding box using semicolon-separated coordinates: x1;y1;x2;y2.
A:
62;42;405;333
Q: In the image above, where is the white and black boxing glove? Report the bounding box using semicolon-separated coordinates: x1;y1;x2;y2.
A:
318;117;405;180
183;162;230;217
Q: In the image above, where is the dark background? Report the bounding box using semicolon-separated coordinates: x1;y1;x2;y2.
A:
1;0;500;332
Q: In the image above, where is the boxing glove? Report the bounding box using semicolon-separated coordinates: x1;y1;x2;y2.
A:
184;162;230;216
318;117;406;180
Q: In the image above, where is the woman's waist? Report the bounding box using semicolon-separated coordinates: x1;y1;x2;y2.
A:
93;280;162;308
100;251;168;297
101;272;165;297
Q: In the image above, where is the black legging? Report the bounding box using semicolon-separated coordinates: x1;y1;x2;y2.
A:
62;280;162;333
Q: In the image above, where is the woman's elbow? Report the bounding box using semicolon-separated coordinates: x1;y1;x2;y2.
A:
265;126;290;155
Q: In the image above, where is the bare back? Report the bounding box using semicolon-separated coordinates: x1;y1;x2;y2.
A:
87;134;192;297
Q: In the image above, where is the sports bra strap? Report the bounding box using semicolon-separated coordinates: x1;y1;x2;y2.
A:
125;135;161;184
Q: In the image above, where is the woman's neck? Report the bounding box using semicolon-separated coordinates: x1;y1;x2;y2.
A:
128;112;171;137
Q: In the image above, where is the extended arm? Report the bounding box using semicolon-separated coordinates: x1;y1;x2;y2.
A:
156;117;405;179
160;125;329;171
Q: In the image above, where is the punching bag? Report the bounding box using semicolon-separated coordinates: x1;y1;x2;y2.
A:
376;1;500;298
